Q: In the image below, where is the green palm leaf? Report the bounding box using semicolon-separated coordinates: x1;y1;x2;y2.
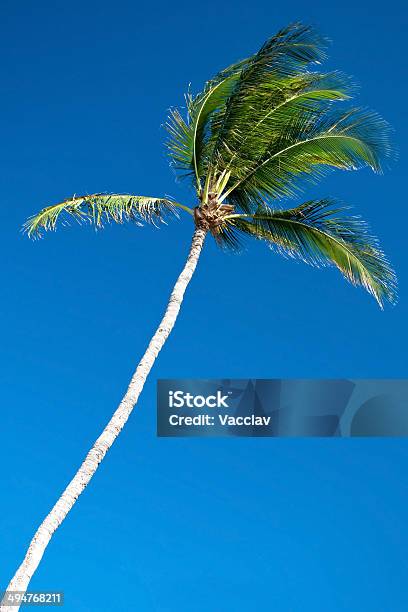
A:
166;73;240;189
166;23;329;195
219;108;391;209
165;53;250;186
24;194;191;238
222;199;397;307
166;23;391;213
216;73;351;162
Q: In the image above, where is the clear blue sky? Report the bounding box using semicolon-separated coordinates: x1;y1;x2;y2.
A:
1;1;407;610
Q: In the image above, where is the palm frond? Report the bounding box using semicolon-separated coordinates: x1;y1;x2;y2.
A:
219;199;397;307
166;23;330;196
215;71;352;161
206;25;333;184
219;108;392;211
24;194;190;238
165;61;246;189
166;23;393;214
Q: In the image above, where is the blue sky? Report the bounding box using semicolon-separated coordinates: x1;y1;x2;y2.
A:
1;0;407;610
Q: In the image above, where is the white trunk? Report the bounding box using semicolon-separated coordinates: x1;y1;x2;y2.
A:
0;227;207;612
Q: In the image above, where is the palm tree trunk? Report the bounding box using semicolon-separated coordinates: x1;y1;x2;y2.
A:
1;226;207;612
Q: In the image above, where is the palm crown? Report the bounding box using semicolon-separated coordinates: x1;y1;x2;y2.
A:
25;23;396;307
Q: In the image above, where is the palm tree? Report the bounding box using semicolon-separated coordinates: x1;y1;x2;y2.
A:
1;22;396;611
